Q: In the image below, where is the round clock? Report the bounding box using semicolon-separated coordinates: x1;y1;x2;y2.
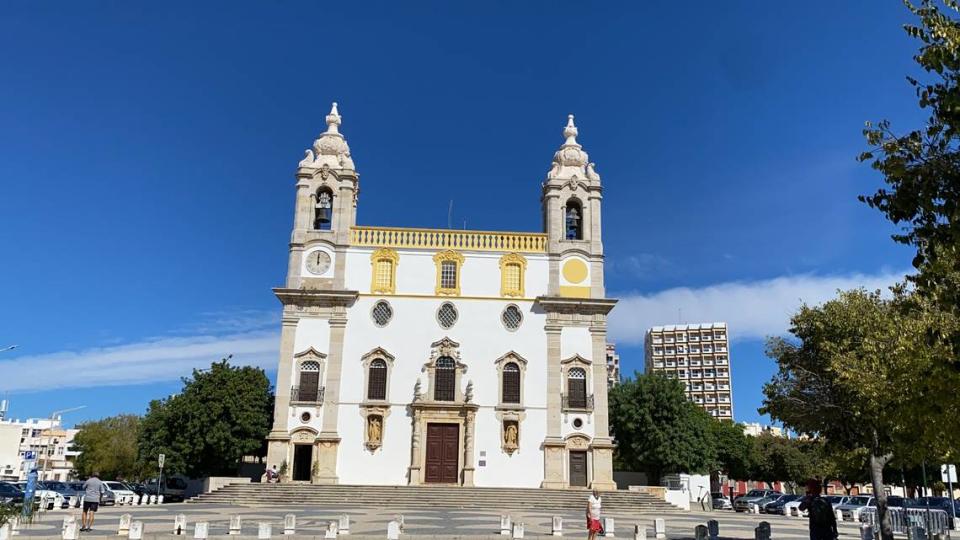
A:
305;250;332;275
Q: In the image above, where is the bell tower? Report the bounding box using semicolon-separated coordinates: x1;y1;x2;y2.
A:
286;102;359;290
541;114;605;298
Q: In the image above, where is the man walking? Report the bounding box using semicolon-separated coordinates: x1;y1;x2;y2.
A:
81;472;106;532
799;479;838;540
586;488;603;540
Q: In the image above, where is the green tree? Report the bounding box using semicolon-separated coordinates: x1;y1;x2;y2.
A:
609;372;716;484
762;289;958;540
709;420;756;482
72;414;144;480
860;1;960;309
138;359;273;478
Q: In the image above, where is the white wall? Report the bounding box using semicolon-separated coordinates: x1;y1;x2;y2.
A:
0;424;20;480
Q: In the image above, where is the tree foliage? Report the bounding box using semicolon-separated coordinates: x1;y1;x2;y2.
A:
609;372;717;484
762;288;959;540
72;414;144;480
709;419;756;482
137;359;272;478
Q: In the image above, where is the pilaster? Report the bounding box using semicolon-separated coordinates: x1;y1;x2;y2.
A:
589;325;611;439
269;316;299;437
314;317;347;484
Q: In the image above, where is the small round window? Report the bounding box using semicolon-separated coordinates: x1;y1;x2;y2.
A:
572;418;584;429
371;300;393;327
501;305;523;331
300;412;312;423
437;302;458;329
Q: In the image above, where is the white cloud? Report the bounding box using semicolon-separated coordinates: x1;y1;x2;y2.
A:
608;270;909;346
0;330;280;393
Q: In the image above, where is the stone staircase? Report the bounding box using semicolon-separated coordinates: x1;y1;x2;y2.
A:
190;483;682;513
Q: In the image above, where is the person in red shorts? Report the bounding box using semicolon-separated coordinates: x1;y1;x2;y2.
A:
586;488;603;540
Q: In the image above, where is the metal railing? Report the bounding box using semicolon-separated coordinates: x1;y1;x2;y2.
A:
351;226;547;253
861;507;952;535
562;393;594;411
290;386;325;404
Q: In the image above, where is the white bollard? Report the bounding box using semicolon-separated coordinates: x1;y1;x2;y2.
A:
633;524;647;540
603;518;616;538
751;503;760;514
283;514;296;535
500;515;512;536
552;516;562;537
387;520;401;540
148;495;157;505
174;514;187;536
9;517;19;537
194;523;208;540
707;519;719;540
654;518;666;540
133;495;140;506
512;522;524;539
325;521;338;539
397;515;404;531
258;522;272;539
129;522;144;540
61;517;79;540
118;514;132;536
852;509;861;522
0;524;11;540
861;524;875;540
954;518;960;532
157;495;164;504
229;515;242;535
338;514;350;535
835;509;843;522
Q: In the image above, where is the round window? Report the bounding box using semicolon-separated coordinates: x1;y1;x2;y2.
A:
300;412;312;423
437;302;458;329
572;418;584;429
501;305;523;330
371;300;393;327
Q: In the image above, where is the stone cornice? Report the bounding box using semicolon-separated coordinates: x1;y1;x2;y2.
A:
535;296;617;316
273;288;359;308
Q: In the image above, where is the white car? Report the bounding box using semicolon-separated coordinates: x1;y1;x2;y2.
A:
785;495;852;518
103;481;138;505
13;481;65;510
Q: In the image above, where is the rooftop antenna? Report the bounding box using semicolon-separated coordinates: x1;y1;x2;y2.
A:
447;200;453;229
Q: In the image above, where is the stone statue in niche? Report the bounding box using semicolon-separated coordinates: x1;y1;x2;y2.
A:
503;421;519;454
366;415;383;449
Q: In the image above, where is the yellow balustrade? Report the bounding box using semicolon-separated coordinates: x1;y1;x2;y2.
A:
350;226;547;253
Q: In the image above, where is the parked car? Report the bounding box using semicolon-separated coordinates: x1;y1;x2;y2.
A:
13;481;63;510
913;497;960;515
712;492;733;510
104;481;138;505
143;476;188;502
766;494;802;514
734;489;782;512
38;481;81;508
785;494;851;518
0;482;24;505
836;496;875;521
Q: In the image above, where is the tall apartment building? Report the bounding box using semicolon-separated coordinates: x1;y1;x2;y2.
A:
0;415;80;481
644;323;733;420
605;343;620;388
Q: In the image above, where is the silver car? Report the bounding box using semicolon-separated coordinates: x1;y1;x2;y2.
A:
836;496;875;521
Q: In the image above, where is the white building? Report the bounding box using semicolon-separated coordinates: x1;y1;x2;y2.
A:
265;105;617;489
0;416;79;481
742;423;785;438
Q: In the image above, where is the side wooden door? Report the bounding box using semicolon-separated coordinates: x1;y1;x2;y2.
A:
569;450;588;487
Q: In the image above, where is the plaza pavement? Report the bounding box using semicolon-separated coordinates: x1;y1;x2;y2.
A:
13;502;875;539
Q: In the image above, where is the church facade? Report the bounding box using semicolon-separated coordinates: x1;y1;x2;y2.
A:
265;104;617;489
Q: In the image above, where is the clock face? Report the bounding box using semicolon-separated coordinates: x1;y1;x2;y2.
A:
305;250;332;275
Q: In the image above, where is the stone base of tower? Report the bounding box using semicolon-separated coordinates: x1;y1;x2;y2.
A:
590;438;617;490
312;433;340;484
541;438;567;489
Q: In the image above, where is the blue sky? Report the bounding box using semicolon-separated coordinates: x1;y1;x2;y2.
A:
0;2;919;427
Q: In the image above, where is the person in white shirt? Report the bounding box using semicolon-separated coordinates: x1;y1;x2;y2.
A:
586;489;602;540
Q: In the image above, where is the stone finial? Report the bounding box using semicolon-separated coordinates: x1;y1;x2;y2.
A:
547;113;596;181
563;114;578;145
303;101;355;170
325;102;342;135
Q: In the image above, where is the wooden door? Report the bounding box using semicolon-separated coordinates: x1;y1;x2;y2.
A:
425;423;460;484
569;450;588;487
292;444;312;482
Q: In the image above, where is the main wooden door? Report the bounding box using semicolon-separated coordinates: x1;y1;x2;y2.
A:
425;423;460;484
569;450;588;487
292;444;312;482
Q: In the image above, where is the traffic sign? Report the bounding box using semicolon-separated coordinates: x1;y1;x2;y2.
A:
158;453;165;468
941;464;957;483
23;451;36;460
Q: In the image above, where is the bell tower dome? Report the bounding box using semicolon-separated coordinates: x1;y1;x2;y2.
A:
541;114;605;298
286;102;360;289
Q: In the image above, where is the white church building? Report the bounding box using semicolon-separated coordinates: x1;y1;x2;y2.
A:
265;104;617;490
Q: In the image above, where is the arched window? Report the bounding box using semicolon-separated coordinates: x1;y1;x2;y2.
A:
502;362;520;404
367;359;387;401
314;188;333;230
298;360;321;402
567;367;587;408
565;199;583;240
434;357;456;401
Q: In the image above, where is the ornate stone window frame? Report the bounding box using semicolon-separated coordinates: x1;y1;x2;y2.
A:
499;253;527;297
494;351;527;408
358;347;395;453
564;433;593;487
433;250;465;296
370;248;399;295
561;354;593;412
292;348;327;405
370;299;394;327
500;304;523;332
422;337;468;403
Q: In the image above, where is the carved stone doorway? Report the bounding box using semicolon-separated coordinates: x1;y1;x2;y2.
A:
292;444;312;482
569;450;588;487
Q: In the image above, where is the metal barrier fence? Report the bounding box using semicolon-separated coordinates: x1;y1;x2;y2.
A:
861;507;952;534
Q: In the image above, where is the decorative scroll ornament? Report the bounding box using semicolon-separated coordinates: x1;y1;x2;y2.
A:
299;102;356;170
546;114;600;182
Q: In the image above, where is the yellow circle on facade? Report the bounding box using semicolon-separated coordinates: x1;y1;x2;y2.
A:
562;259;588;284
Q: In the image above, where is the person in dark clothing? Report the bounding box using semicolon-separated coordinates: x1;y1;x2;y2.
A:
799;479;838;540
